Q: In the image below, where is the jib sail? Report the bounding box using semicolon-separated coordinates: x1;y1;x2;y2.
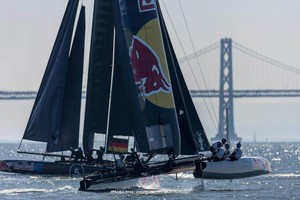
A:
22;0;83;152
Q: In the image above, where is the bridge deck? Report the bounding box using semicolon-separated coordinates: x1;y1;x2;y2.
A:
1;90;300;100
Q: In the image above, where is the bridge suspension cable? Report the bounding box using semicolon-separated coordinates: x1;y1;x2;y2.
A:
178;41;219;64
232;41;300;74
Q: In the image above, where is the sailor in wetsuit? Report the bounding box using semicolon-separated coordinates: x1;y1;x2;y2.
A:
74;147;84;163
70;147;76;161
116;154;125;168
230;142;242;161
210;138;227;161
85;150;94;165
96;146;105;164
223;143;231;160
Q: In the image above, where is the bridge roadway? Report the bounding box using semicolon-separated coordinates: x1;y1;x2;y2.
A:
1;90;300;100
190;90;300;98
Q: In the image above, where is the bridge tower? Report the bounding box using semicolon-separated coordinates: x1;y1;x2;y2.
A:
211;38;242;143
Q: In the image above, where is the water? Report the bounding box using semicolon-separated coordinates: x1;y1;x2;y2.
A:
0;143;299;199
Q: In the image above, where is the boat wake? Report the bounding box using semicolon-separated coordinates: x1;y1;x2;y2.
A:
208;188;246;192
110;186;204;195
0;188;53;195
271;173;300;178
0;185;78;196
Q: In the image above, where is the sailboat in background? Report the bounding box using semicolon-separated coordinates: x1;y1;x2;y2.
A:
0;0;114;175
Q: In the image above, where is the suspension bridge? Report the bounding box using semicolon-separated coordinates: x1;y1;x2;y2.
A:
1;38;300;142
179;38;300;141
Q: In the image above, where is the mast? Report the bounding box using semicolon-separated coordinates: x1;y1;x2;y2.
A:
105;28;116;152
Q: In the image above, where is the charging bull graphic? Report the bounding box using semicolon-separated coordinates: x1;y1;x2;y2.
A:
129;35;171;97
0;161;11;172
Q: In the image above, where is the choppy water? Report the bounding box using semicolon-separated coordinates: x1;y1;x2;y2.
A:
0;142;299;199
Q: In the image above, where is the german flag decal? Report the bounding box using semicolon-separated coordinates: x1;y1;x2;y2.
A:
107;138;129;153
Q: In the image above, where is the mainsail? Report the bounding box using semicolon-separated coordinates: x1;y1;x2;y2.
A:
22;0;84;152
112;0;182;155
82;0;135;152
82;0;115;151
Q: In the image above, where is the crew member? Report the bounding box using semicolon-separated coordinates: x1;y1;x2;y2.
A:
214;146;225;161
210;138;227;160
70;147;76;161
230;142;242;161
223;143;231;160
74;147;84;163
96;146;105;164
85;150;94;165
116;154;125;168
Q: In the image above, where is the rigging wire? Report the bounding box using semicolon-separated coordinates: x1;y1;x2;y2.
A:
177;0;220;136
161;0;220;138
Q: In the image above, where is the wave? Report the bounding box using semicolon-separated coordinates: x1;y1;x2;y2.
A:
271;173;300;178
0;185;77;196
0;188;53;195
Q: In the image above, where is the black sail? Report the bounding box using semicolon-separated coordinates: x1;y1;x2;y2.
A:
111;0;149;152
158;3;210;154
112;0;182;154
46;6;85;152
83;0;139;152
23;0;80;144
82;0;115;151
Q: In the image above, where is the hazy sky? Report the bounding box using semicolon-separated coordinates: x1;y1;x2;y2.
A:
0;0;300;143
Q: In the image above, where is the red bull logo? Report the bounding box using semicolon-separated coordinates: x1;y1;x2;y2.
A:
138;0;156;12
0;161;11;172
129;35;171;97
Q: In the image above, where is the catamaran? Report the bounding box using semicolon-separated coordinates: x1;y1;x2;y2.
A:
77;0;271;191
0;0;115;176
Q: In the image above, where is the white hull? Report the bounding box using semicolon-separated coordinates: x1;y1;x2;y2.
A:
80;156;271;191
82;176;160;191
200;157;271;179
